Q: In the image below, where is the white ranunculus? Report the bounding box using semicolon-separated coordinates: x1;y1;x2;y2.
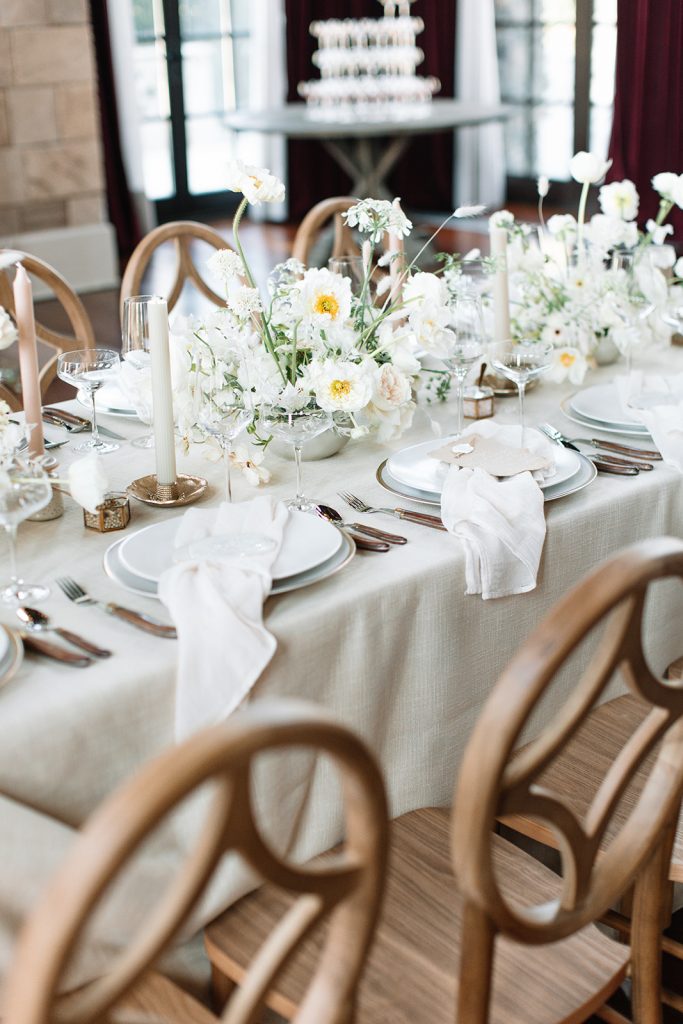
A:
207;249;244;281
308;359;373;413
295;267;352;324
652;172;680;201
545;347;588;385
598;179;639;221
68;455;109;514
225;159;285;205
675;257;683;280
0;307;18;350
569;151;612;185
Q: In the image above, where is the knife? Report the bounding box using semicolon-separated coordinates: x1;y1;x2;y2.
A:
584;438;662;461
394;508;447;531
43;409;126;441
18;632;93;667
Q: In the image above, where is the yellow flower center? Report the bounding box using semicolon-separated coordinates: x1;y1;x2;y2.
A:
248;175;263;189
330;379;352;399
560;352;576;367
314;293;340;318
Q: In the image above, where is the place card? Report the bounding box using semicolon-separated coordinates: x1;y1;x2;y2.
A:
429;434;552;477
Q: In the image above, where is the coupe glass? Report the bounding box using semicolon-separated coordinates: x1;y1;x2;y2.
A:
259;400;332;512
0;459;52;604
121;295;155;449
489;341;554;445
57;349;121;454
195;376;252;503
439;292;485;436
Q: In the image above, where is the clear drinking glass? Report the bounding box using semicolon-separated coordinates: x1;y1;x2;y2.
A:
328;256;369;298
610;250;655;373
439;293;485;436
259;400;332;512
121;295;156;449
57;349;121;454
0;459;52;604
489;341;554;446
195;376;252;503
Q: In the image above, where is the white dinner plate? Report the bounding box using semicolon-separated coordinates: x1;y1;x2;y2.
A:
376;450;597;506
77;382;138;419
0;625;23;689
386;434;581;495
104;530;355;600
569;384;649;431
561;396;653;439
118;510;343;584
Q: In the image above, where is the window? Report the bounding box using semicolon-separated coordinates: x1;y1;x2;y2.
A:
131;0;251;214
495;0;617;192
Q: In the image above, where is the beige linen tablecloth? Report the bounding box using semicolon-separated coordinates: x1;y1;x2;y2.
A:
1;351;683;993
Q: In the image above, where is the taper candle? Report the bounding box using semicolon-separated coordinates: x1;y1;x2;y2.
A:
13;263;44;458
489;221;511;344
148;297;177;486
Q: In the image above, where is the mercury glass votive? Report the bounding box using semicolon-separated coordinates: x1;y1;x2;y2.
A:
83;492;131;533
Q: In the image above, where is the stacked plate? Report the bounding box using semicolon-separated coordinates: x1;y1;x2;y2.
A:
377;432;596;507
0;625;23;688
562;384;652;439
103;511;355;600
77;382;137;419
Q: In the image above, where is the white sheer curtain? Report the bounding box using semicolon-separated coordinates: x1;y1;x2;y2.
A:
454;0;506;210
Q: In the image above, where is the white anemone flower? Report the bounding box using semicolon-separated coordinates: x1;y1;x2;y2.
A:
226;159;285;205
546;347;588;385
309;359;373;413
569;151;612;185
540;312;571;348
598;179;639;221
296;268;352;324
229;444;271;486
0;306;18;350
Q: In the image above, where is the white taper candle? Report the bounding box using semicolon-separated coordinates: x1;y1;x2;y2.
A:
148;297;177;486
489;223;511;344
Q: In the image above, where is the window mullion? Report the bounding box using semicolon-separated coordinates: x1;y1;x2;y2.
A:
573;0;594;154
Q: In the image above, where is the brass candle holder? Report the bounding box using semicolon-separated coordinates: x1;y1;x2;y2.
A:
83;492;131;533
127;473;208;508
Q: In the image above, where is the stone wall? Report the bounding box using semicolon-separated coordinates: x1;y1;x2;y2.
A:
0;0;107;237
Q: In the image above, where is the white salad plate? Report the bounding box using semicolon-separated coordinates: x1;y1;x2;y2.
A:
104;530;355;600
0;625;23;689
386;434;581;496
118;510;343;584
561;396;653;438
77;382;138;419
569;384;649;432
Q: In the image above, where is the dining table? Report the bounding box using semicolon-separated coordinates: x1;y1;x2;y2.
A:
1;345;683;995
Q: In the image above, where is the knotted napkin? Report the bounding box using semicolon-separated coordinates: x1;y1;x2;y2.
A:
439;423;551;599
158;496;288;738
616;371;683;471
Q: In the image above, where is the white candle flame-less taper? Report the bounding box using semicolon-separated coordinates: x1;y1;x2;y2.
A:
489;222;512;344
148;297;177;486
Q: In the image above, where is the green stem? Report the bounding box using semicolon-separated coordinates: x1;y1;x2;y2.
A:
639;199;674;249
290;320;301;385
576;181;590;255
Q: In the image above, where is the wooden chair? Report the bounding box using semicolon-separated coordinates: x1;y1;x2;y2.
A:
206;537;683;1024
119;221;235;317
292;198;360;268
0;251;95;412
4;699;388;1024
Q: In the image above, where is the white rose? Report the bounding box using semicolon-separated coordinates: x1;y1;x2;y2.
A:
0;307;18;351
570;151;612;185
598;179;639;221
68;455;108;514
372;363;412;411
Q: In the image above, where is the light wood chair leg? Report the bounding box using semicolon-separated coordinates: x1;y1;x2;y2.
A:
455;902;495;1024
211;961;237;1013
630;821;676;1024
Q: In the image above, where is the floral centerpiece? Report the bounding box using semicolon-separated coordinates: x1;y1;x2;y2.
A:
492;154;683;384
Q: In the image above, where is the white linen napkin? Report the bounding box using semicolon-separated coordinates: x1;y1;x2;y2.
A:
440;423;549;600
615;371;683;471
158;496;288;738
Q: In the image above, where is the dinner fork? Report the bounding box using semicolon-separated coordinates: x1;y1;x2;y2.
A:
56;577;177;638
338;491;446;531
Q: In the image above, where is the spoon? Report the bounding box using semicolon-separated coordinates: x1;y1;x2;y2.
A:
315;505;406;545
16;607;112;658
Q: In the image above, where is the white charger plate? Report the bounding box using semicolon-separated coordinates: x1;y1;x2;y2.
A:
569;384;648;431
118;510;343;584
104;530;355;600
376;451;597;506
0;625;23;689
77;382;138;419
386;434;581;495
561;396;653;438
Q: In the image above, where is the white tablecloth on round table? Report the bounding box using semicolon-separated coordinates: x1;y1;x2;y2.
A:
1;350;682;993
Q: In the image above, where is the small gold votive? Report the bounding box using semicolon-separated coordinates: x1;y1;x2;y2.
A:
83;492;131;533
463;385;495;420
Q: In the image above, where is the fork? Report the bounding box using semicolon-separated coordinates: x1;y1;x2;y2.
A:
339;491;446;531
56;577;177;638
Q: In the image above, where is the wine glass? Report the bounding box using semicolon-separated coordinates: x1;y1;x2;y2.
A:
259;399;332;512
57;349;121;454
195;374;252;503
610;250;655;373
0;458;52;604
438;292;485;436
328;256;369;299
489;341;554;446
121;295;156;449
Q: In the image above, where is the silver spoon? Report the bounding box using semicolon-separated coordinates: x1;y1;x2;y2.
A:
315;504;406;545
16;606;112;658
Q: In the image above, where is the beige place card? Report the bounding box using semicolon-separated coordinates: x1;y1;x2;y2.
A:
429;435;552;477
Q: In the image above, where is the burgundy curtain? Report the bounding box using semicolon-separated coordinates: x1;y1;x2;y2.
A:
285;0;456;220
89;0;142;267
608;0;683;239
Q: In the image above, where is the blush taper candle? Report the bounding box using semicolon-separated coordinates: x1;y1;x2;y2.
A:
13;263;44;458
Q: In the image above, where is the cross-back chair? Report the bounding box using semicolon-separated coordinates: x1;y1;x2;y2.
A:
0;251;95;412
4;700;388;1024
119;221;236;318
206;537;683;1024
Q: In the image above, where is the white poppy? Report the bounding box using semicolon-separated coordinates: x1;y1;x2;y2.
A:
569;151;612;185
295;268;352;324
225;159;285;205
546;347;588;385
309;359;373;413
598;179;639;221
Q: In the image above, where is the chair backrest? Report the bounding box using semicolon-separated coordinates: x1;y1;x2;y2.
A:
4;699;388;1024
120;221;234;317
0;252;95;411
452;537;683;1022
292;198;360;268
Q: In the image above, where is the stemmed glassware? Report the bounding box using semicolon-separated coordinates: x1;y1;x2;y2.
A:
489;341;554;446
259;399;332;512
438;291;485;437
610;250;655;373
0;458;52;604
195;375;252;503
121;295;156;449
328;256;369;298
57;349;121;454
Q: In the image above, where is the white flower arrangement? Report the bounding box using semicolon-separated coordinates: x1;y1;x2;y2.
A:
0;306;18;351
